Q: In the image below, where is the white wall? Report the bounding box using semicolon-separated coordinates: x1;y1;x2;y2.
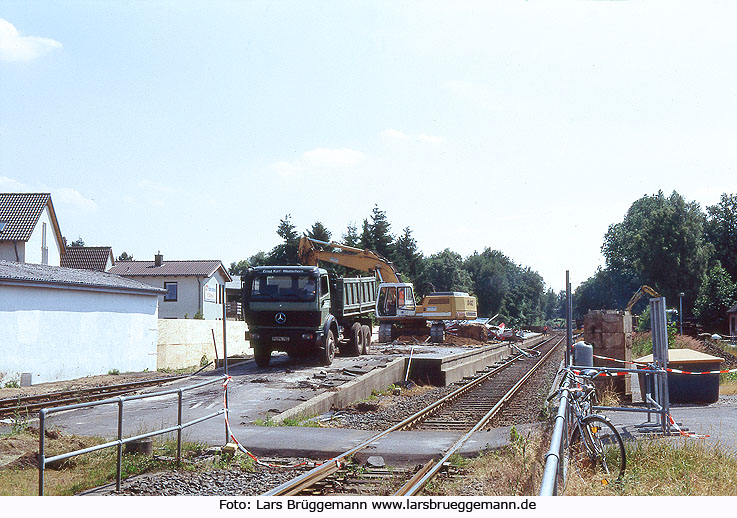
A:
157;319;251;370
0;284;159;385
25;206;62;266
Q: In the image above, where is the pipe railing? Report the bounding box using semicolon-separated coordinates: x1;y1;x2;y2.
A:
38;375;227;496
539;372;571;495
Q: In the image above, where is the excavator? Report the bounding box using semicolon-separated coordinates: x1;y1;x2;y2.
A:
298;237;478;343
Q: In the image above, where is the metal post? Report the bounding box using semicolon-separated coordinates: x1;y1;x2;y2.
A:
565;271;572;367
177;389;183;466
222;284;229;445
650;296;670;434
679;293;684;336
116;398;124;492
38;409;46;496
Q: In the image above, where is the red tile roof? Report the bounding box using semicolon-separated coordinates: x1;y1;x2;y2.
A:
60;246;114;271
109;260;232;281
0;193;52;241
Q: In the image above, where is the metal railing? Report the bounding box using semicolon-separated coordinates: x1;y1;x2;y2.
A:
37;375;227;496
539;370;571;496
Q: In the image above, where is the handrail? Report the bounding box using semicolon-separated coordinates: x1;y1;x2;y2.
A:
539;372;571;496
38;375;227;495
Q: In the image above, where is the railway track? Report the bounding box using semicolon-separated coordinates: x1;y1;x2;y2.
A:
0;375;188;419
264;333;564;496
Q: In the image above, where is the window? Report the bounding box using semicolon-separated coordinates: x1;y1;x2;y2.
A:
164;282;178;301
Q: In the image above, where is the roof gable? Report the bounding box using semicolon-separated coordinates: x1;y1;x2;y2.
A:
0;193;65;253
60;246;115;271
109;259;232;281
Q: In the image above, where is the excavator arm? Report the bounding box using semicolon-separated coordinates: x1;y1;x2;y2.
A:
625;285;660;312
297;237;402;283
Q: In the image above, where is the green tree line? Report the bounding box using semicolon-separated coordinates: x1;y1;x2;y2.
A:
574;191;737;332
229;205;564;327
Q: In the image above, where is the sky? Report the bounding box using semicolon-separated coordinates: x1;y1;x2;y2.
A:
1;1;736;291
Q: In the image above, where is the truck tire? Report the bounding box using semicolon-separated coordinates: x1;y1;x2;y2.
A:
254;347;271;368
378;323;392;343
361;325;372;354
346;323;362;356
321;329;336;365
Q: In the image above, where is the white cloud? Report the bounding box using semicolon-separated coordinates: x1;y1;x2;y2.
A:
302;148;365;168
381;128;446;145
52;187;97;212
0;19;62;62
271;147;365;177
0;175;30;192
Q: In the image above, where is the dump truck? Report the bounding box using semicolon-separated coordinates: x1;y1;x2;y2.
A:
242;265;376;367
298;237;478;343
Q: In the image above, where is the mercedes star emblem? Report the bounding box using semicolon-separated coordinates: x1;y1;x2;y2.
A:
275;312;287;324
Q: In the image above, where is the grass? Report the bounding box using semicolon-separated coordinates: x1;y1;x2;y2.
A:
0;427;250;496
252;416;320;427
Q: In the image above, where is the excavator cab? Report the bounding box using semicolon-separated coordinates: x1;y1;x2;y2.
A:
377;284;417;317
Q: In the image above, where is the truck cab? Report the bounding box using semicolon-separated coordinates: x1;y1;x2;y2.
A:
243;266;333;367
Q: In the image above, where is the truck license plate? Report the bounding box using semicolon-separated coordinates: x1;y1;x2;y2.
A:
272;336;290;342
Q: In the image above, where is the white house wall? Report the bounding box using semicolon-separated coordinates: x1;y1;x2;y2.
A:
127;274;226;319
25;206;62;266
0;284;158;385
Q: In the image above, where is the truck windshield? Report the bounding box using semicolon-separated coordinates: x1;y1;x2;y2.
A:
250;275;317;302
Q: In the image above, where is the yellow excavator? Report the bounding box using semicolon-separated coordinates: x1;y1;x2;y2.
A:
298;237;478;343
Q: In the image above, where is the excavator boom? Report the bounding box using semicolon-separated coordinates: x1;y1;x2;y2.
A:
625;285;660;312
298;237;402;283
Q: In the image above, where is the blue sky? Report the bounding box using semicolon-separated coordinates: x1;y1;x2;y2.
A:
2;1;736;290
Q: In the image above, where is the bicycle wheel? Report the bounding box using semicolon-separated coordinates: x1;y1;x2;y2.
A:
569;414;625;487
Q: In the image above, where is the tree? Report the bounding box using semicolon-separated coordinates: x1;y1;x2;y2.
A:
424;249;473;294
358;219;373;251
269;214;300;265
464;248;514;318
601;191;711;314
573;267;642;319
117;251;133;261
342;222;359;248
368;205;394;259
694;262;736;332
392;227;424;286
705;193;737;281
306;221;332;242
70;237;85;247
229;259;250;276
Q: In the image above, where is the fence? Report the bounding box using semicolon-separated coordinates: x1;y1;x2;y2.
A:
37;375;227;496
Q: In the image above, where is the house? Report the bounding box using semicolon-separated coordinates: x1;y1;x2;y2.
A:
108;253;232;320
0;260;164;385
729;303;737;338
0;193;65;265
60;246;115;271
225;274;243;320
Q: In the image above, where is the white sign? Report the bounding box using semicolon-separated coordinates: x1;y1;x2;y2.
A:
204;284;217;303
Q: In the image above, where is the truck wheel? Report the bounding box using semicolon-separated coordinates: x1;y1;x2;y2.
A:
378;323;392;343
254;347;271;367
361;325;372;354
346;323;362;356
321;330;336;365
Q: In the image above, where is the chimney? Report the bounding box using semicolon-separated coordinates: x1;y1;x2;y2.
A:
155;251;163;267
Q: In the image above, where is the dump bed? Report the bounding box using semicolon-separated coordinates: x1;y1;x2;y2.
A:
330;276;377;319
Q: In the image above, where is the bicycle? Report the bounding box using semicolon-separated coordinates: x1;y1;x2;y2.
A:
550;366;626;489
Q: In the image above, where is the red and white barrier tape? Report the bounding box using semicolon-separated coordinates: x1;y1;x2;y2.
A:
221;376;338;470
667;413;710;439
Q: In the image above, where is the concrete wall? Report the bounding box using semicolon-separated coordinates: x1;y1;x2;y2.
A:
584;310;632;399
156;319;251;370
0;284;158;385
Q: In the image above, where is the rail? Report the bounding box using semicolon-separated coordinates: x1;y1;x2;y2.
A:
539;370;571;496
37;375;227;496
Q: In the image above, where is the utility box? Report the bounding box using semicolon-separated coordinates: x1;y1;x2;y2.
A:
635;348;723;404
583;310;633;401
